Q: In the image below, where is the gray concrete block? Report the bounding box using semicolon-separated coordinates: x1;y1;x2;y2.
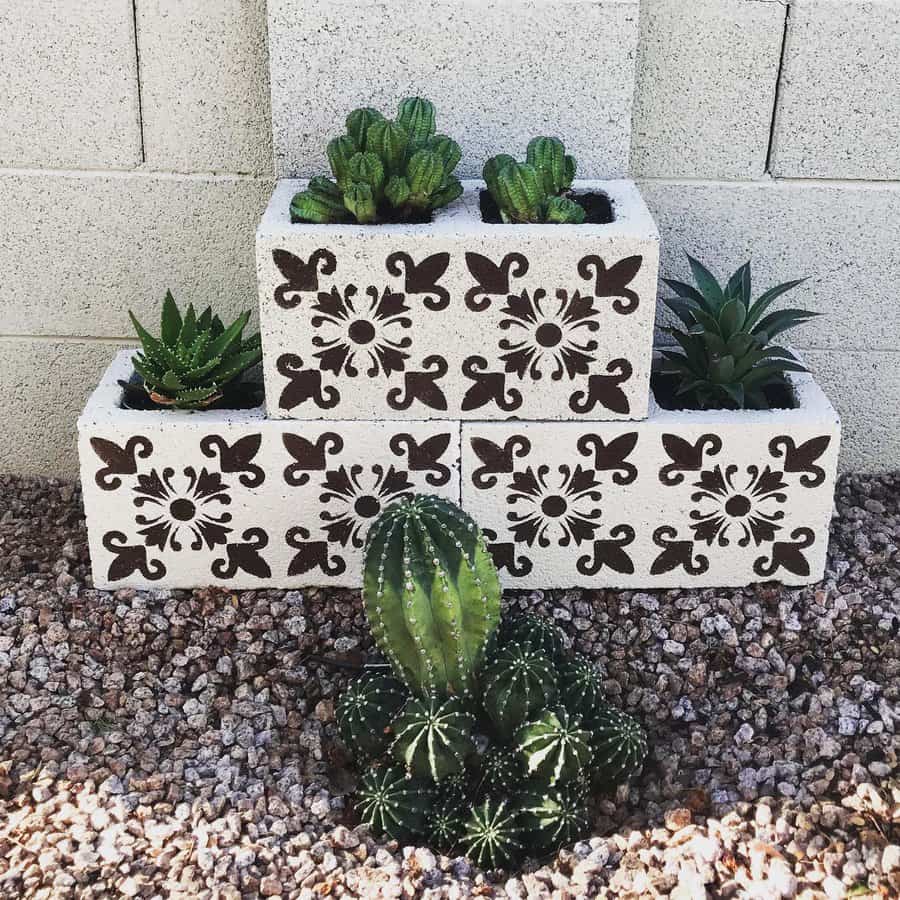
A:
136;0;273;174
632;0;785;178
267;0;639;179
0;0;141;168
772;0;900;179
638;180;900;351
0;338;126;477
801;349;900;474
0;172;272;338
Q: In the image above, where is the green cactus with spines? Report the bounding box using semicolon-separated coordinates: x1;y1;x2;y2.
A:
501;613;567;663
127;291;261;410
518;779;591;853
291;97;462;224
476;747;525;799
586;703;649;786
461;799;524;870
482;642;557;735
429;776;468;849
516;708;593;787
335;672;408;761
546;195;586;225
558;653;605;720
362;495;501;698
390;695;476;781
482;153;517;201
355;766;432;841
525;136;576;196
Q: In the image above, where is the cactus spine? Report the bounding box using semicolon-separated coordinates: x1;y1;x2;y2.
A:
587;704;649;784
516;708;593;786
559;653;605;719
461;799;524;870
335;673;408;759
482;642;557;735
390;695;476;781
363;495;501;698
355;767;431;841
518;780;591;852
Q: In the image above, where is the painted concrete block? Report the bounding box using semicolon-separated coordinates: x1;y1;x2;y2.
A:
257;180;660;421
0;172;272;338
631;0;785;178
135;0;273;174
267;0;639;178
78;352;461;589
0;0;141;168
773;0;900;179
638;180;900;351
461;371;840;589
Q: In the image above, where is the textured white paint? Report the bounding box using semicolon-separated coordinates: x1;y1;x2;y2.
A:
257;179;660;421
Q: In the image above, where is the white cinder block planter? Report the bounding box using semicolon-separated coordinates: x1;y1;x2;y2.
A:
256;179;660;422
78;352;460;590
461;371;841;589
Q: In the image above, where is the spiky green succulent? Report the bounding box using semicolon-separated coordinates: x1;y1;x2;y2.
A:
501;613;567;663
355;767;432;841
518;779;591;853
483;136;584;224
291;97;462;225
558;654;604;719
516;708;593;787
127;291;261;410
482;642;557;735
461;799;524;870
660;256;816;410
586;704;648;786
363;495;501;698
476;747;525;799
391;695;476;782
429;778;468;849
335;673;408;760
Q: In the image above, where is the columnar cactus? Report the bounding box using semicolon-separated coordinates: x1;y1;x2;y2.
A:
516;708;593;787
355;767;432;841
390;695;476;781
558;654;605;719
482;642;557;734
291;97;463;225
461;799;524;870
335;673;408;759
363;495;501;698
518;780;591;851
587;704;649;784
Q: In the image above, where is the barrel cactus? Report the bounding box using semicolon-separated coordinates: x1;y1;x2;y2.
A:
291;97;463;225
516;708;593;786
461;799;524;870
587;704;649;785
518;780;591;852
363;495;501;698
335;672;408;760
482;642;557;735
391;695;476;781
476;747;526;799
429;780;467;849
355;767;432;841
558;654;605;719
501;613;567;663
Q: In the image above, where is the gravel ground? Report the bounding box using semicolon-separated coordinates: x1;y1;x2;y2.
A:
0;472;898;899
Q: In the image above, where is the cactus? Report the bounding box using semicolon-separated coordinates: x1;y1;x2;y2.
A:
483;137;585;224
501;613;566;663
291;97;462;225
461;799;524;870
335;673;408;761
587;704;649;785
518;779;591;852
362;495;501;698
127;291;261;410
391;695;476;781
482;642;557;735
516;708;593;787
476;747;525;799
355;767;432;841
558;654;604;720
429;777;468;849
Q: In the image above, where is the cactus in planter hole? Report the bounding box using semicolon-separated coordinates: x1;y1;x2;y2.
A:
518;779;591;852
362;495;501;698
461;799;524;870
516;708;593;787
335;672;408;760
390;695;476;781
127;291;262;410
482;642;557;735
291;97;463;225
586;703;649;785
355;767;431;841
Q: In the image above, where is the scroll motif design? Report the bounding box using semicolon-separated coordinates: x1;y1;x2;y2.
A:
469;435;531;489
461;356;523;412
283;432;344;486
103;531;166;582
277;353;341;411
659;434;723;486
389;433;452;487
568;359;632;415
577;254;643;314
211;528;272;579
385;356;449;411
482;528;533;578
91;436;152;490
273;248;336;309
200;434;265;488
576;525;636;576
650;526;710;576
753;528;815;579
286;526;347;577
464;251;529;311
577;433;638;486
386;251;451;311
769;435;832;488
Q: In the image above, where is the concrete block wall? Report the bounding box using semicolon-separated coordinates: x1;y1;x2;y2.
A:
1;0;898;476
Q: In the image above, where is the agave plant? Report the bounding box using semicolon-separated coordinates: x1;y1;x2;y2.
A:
291;97;463;225
660;256;817;410
127;291;262;410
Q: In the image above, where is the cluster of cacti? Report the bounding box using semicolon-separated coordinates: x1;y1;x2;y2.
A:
335;496;650;870
290;98;463;225
126;291;262;410
483;137;586;224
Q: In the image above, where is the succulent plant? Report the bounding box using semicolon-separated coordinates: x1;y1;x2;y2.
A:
475;747;526;799
391;695;476;781
558;654;604;719
516;708;593;787
501;613;566;663
519;779;591;852
482;642;557;735
429;779;467;849
586;704;649;785
355;767;432;841
362;495;501;698
660;256;816;410
483;137;584;225
290;97;463;225
127;291;262;410
461;799;524;870
335;672;408;760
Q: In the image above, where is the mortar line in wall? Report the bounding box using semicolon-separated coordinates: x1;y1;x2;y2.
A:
0;166;274;182
0;334;133;345
764;1;791;174
636;175;900;190
131;0;146;164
